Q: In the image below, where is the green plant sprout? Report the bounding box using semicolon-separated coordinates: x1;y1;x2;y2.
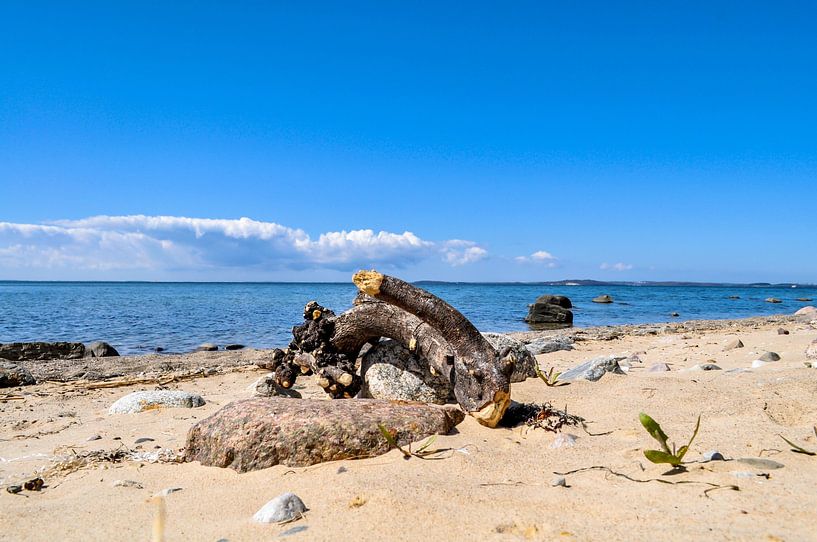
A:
779;427;817;456
377;424;451;460
535;365;566;387
639;412;701;467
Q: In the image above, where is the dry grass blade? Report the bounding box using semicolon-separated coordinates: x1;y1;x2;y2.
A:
377;424;453;460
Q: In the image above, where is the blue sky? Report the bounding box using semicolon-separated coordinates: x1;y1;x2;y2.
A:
1;2;816;282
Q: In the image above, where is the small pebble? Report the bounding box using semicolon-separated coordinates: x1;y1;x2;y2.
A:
23;478;43;491
134;437;155;444
252;492;308;524
336;466;347;474
550;433;578;449
154;487;183;497
777;328;790;335
758;351;781;362
6;485;22;494
703;450;724;461
688;363;722;371
112;479;143;489
731;471;758;479
648;363;671;372
751;360;768;369
550;476;567;487
86;434;102;441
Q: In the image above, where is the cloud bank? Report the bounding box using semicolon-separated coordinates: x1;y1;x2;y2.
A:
600;262;634;271
514;250;559;268
0;215;488;276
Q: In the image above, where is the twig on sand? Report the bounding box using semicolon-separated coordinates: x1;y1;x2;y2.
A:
552;465;740;498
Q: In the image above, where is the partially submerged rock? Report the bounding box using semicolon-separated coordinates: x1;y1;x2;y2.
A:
481;333;537;382
0;342;85;361
197;343;219;352
109;390;205;414
0;361;36;387
184;397;465;472
558;354;627;382
85;341;119;358
524;295;573;326
592;294;614;304
765;298;782;304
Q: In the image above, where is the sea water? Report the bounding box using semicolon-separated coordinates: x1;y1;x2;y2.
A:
0;281;814;355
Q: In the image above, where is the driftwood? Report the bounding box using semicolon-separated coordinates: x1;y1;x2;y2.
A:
266;271;513;427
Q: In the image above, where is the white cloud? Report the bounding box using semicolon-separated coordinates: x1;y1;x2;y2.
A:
600;262;634;271
0;215;488;275
514;249;559;268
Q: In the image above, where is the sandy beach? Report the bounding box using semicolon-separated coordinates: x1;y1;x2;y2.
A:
2;313;816;541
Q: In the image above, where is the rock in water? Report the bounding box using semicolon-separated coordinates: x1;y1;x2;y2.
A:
765;297;782;304
796;297;813;302
109;390;205;414
0;342;85;361
184;398;465;472
197;343;219;352
524;295;573;326
482;333;537;382
360;340;451;403
723;338;744;351
85;341;119;358
758;351;781;362
524;336;574;355
253;493;307;524
592;295;614;304
225;344;245;351
558;355;627;382
0;361;36;387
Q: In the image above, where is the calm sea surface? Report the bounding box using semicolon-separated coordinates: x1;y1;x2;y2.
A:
1;281;814;355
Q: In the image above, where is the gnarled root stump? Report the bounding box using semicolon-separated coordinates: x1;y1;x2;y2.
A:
264;271;513;427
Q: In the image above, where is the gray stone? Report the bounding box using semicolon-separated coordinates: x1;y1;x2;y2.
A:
85;341;119;358
524;337;575;356
197;343;219;352
252;493;308;524
751;359;768;369
806;339;817;360
109;390;205;414
524;295;573;326
647;362;671;372
795;306;817;322
796;297;813;302
592;294;614;304
765;297;782;304
777;328;790;335
703;450;724;461
758;351;781;362
225;344;245;351
737;457;784;470
558;355;627;382
550;476;567;488
688;363;722;371
723;338;744;351
254;375;302;398
112;479;143;489
0;342;85;361
86;434;102;441
482;333;537;382
550;433;578;449
0;361;36;387
360;340;451;404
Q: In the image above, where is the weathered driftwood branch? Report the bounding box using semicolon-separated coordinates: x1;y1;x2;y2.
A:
353;270;512;427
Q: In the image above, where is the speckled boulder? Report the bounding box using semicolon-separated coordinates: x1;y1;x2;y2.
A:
360;340;451;404
0;361;36;387
109;390;205;414
0;342;85;361
184;397;465;472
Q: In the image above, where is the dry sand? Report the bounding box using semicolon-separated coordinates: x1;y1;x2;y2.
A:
2;316;817;541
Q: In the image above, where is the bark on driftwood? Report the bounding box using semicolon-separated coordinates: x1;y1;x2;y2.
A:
264;271;513;427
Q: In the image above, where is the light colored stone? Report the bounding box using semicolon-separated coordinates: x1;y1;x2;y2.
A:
550;433;578;449
253;492;308;524
737;457;784;470
648;362;671;372
253;375;302;398
108;390;205;414
558;355;627;382
758;351;780;362
524;337;574;356
360;340;450;404
751;360;768;369
112;479;143;489
550;476;567;487
592;294;614;303
687;363;722;371
723;338;744;351
805;339;817;360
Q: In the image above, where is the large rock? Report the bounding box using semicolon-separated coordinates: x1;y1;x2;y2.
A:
0;361;36;387
592;295;614;304
360;340;451;404
85;341;119;358
558;354;627;382
482;333;537;382
109;390;205;414
795;306;817;322
184;397;465;472
524;336;575;355
524;295;573;326
0;342;85;361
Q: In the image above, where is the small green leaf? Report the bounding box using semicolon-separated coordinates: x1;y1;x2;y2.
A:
676;415;701;461
644;449;681;466
779;434;817;456
639;412;671;453
415;435;437;454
